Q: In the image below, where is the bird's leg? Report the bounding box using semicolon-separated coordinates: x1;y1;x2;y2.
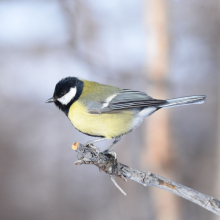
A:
102;137;122;156
84;138;108;154
84;138;108;146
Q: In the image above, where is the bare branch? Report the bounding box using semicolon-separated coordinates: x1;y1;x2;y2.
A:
72;142;220;216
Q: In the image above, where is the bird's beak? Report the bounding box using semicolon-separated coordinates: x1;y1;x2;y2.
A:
46;97;55;103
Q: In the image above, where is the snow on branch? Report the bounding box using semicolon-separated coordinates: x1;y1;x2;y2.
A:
72;142;220;216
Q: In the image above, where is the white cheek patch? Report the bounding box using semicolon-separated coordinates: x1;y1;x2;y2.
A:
101;94;117;109
58;87;77;105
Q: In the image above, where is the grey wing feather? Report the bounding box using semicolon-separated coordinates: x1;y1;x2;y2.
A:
87;89;166;114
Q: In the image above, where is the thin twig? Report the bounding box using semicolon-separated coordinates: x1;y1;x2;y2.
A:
110;175;127;196
71;142;220;216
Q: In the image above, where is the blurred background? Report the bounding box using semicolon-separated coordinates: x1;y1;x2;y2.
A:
0;0;219;219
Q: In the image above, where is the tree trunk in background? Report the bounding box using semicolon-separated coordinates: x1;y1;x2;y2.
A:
142;1;179;219
214;13;220;219
214;80;220;220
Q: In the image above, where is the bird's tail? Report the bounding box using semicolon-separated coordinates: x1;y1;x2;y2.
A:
159;95;206;108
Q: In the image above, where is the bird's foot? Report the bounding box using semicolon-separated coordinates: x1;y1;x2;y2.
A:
83;141;100;154
102;150;117;159
83;140;93;147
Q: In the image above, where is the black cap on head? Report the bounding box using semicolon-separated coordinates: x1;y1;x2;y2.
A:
52;77;84;115
53;77;78;99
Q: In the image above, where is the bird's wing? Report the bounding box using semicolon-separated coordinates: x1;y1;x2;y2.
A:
87;89;167;114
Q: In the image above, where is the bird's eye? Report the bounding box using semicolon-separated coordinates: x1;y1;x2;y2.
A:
61;92;64;96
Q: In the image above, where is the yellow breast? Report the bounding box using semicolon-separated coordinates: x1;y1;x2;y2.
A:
68;101;135;139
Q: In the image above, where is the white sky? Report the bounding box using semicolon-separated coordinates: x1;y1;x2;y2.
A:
0;1;68;47
0;0;145;101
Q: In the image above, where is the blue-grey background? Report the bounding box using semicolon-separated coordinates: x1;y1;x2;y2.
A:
0;1;219;220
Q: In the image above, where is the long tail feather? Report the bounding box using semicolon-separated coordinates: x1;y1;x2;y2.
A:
159;95;206;108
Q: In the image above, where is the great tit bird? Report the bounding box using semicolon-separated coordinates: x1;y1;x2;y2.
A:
46;77;206;150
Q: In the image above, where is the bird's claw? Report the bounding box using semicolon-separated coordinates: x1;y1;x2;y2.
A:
83;142;100;154
102;150;117;159
83;141;92;147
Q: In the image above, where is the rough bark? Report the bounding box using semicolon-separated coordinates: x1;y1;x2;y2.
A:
72;142;220;216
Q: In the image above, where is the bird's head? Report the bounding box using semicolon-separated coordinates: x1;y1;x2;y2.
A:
46;77;84;114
